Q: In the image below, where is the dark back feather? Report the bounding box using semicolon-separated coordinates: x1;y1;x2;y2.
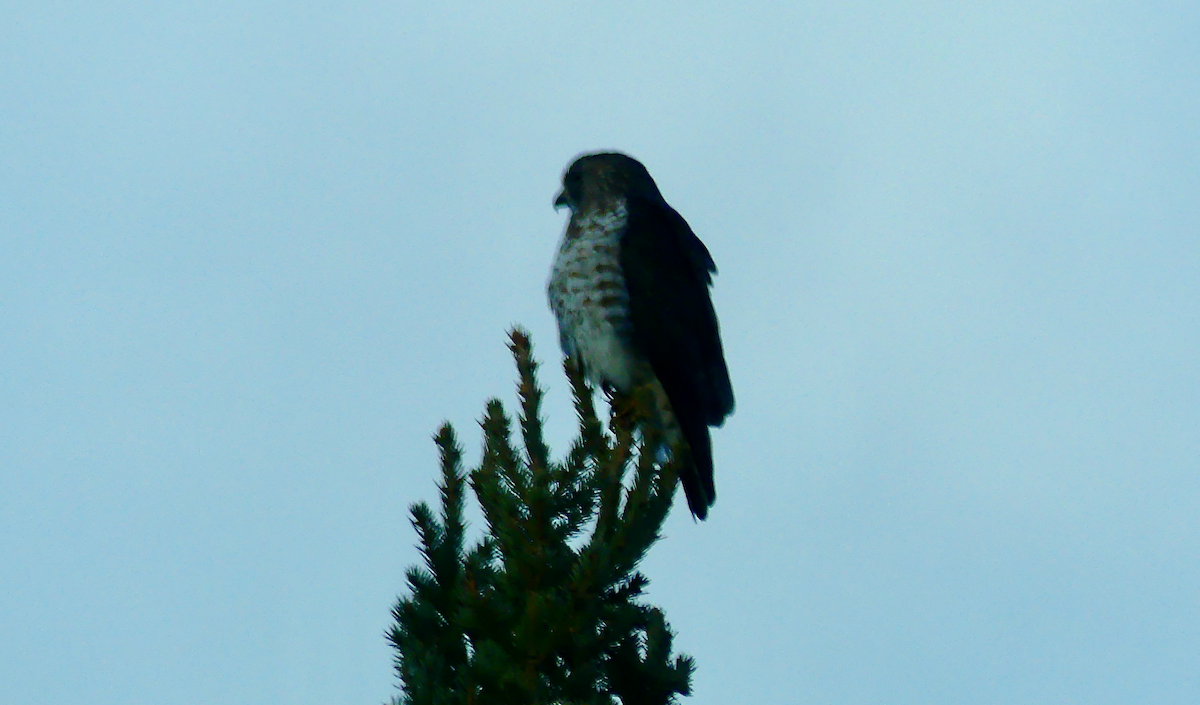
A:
619;192;734;518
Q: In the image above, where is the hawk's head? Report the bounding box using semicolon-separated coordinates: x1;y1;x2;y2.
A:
554;152;664;212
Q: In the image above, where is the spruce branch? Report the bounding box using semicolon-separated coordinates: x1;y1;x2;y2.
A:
388;328;694;705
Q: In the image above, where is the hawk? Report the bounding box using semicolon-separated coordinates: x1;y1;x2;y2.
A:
548;152;734;520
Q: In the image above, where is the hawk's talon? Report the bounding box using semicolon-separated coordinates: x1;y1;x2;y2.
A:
607;391;639;432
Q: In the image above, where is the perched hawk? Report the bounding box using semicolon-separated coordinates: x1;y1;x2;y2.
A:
548;152;734;520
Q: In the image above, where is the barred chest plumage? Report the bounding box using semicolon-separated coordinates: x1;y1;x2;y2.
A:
547;198;640;392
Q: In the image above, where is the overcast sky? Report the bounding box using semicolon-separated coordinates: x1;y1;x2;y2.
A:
3;2;1199;703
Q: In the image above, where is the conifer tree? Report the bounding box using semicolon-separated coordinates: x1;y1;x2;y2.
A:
388;329;695;705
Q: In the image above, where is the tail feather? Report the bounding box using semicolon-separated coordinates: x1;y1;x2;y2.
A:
645;378;716;520
676;412;715;520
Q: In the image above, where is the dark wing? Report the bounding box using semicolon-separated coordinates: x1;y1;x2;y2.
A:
619;195;734;519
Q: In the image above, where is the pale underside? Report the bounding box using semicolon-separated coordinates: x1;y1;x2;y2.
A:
547;198;644;393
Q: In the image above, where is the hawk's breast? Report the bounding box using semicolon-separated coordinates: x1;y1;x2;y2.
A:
547;198;640;391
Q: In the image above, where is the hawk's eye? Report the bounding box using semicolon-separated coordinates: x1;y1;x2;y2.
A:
564;173;582;196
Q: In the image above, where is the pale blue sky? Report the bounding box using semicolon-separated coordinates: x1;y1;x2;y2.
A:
2;2;1198;703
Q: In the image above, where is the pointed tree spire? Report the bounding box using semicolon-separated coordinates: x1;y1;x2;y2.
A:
388;329;695;705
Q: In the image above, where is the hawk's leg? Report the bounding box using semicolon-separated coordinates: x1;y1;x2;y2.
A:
638;380;688;466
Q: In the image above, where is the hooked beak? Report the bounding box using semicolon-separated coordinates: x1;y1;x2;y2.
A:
553;189;570;211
